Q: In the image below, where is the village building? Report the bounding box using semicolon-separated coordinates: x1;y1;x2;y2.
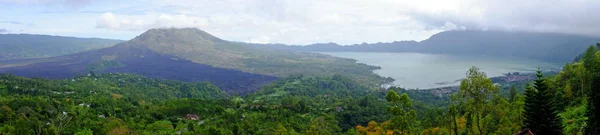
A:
184;114;200;120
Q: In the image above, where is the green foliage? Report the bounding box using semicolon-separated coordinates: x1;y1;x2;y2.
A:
0;73;229;134
0;73;381;134
385;91;418;134
74;129;93;135
306;116;341;135
145;120;175;135
583;45;600;135
509;85;517;102
539;44;600;135
523;70;563;134
3;46;599;135
335;94;389;131
249;74;370;99
559;101;588;135
449;66;524;135
0;73;228;102
457;67;498;135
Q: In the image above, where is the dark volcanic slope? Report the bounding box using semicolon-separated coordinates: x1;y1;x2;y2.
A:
0;42;277;95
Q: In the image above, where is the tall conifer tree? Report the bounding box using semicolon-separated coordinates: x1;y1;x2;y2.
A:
523;83;539;132
523;70;562;135
584;45;600;135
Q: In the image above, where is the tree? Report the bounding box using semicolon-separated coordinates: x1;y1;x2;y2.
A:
74;129;93;135
509;93;526;132
523;70;563;135
453;66;502;135
50;112;72;135
31;117;45;135
146;120;175;135
509;85;517;102
307;116;341;135
106;127;131;135
448;67;523;135
584;45;600;135
448;93;462;135
102;118;129;135
14;114;34;135
558;102;587;135
273;124;289;135
523;83;539;132
355;121;387;135
0;125;16;134
385;90;417;134
0;105;14;124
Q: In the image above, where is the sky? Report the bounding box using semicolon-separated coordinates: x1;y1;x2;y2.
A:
1;0;599;45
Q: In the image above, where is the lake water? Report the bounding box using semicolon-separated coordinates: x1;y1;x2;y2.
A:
319;52;563;89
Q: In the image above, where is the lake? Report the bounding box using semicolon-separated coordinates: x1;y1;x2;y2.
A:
319;52;563;89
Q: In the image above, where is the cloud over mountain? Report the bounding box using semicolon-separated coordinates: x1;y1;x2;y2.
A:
3;0;600;44
96;12;208;31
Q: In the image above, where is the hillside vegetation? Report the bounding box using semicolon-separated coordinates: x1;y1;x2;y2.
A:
3;29;598;135
0;42;599;134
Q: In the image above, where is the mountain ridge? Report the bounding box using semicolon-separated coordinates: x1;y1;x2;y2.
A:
125;28;388;84
0;34;123;60
267;30;600;62
0;38;279;94
0;28;388;94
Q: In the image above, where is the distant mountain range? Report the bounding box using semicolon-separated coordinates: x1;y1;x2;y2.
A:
0;34;123;60
1;29;598;94
268;30;600;62
0;28;387;94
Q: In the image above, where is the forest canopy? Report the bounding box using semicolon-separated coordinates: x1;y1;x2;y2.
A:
0;44;599;134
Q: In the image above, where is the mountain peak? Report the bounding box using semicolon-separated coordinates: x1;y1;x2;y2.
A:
122;27;228;54
133;27;223;43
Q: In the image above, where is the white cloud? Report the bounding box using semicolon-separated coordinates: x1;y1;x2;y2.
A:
248;36;270;44
155;14;208;28
87;0;600;44
95;12;208;31
96;12;120;29
94;0;449;44
408;0;600;36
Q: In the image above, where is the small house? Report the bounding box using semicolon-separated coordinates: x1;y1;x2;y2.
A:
184;114;200;120
336;106;343;112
